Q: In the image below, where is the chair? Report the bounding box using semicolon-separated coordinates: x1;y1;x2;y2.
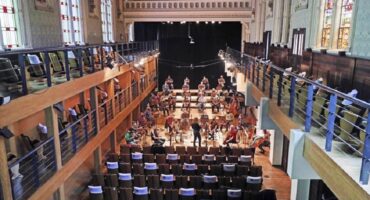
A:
167;153;180;164
227;156;238;164
144;162;158;175
119;162;131;173
143;154;155;163
218;176;231;188
105;174;119;187
133;186;149;200
231;177;246;189
92;174;105;186
203;154;216;165
147;175;160;189
131;145;142;153
232;148;243;156
203;175;218;189
246;176;262;192
192;155;203;164
198;146;208;155
223;164;236;176
197;189;210;200
212;189;227;200
89;185;104;200
120;144;131;154
171;164;183;175
179;188;196;200
159;163;171;174
180;154;191;164
176;146;186;154
197;164;209;175
259;189;277;200
165;146;175;154
189;176;203;189
165;189;179;200
242;190;259;200
187;146;197;155
107;152;119;162
103;187;119;200
132;163;144;175
210;165;222;176
118;173;133;188
119;154;131;163
209;147;220;155
107;161;119;174
175;175;189;188
57;51;80;78
239;155;252;166
161;174;175;189
132;152;143;163
216;155;226;164
227;189;242;200
119;187;133;200
249;166;262;177
134;175;146;187
156;154;167;164
183;163;197;176
150;188;164;200
236;165;249;176
143;146;152;154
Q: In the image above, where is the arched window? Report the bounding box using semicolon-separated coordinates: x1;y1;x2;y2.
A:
337;0;354;49
0;0;22;49
321;0;334;48
101;0;113;43
60;0;83;45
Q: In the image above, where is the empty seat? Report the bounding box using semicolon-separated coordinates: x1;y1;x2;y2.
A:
147;175;160;189
189;176;203;189
92;174;105;186
156;154;166;164
171;164;183;175
227;189;242;200
176;146;186;155
119;187;134;200
167;153;179;164
197;164;209;175
165;189;179;200
133;186;149;200
89;185;104;200
231;177;246;189
160;174;175;189
227;156;238;164
134;175;146;187
143;154;155;163
120;144;130;154
197;189;210;200
119;162;132;173
179;188;196;200
203;175;218;189
249;166;262;177
223;164;236;176
175;175;188;188
236;165;249;176
105;174;119;187
209;147;220;155
103;187;119;200
239;155;252;166
144;162;158;175
198;146;208;155
192;155;202;164
187;146;197;155
158;164;171;174
107;161;119;174
180;154;191;164
132;163;144;175
107;152;119;162
216;155;226;164
150;188;164;200
183;163;197;176
143;146;152;154
210;165;222;176
118;173;133;188
165;146;175;154
218;176;231;188
242;190;259;200
231;148;243;156
212;189;227;200
132;152;143;163
120;154;131;163
203;154;216;165
246;176;262;192
259;189;277;200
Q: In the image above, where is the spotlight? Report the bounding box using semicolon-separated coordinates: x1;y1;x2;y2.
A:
180;21;186;24
196;21;200;24
218;21;222;24
205;21;209;24
211;21;215;24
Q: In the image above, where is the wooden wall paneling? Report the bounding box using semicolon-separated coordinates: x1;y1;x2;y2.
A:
64;94;81;110
301;50;313;76
353;59;370;101
0;137;13;200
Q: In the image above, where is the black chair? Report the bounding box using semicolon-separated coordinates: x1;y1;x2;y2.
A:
197;164;209;175
180;154;191;164
132;163;144;175
203;175;218;189
227;189;242;200
196;189;210;200
165;189;179;200
209;147;220;155
179;188;196;200
236;165;249;176
119;187;133;200
105;174;119;187
134;175;146;187
119;154;131;163
160;174;175;189
211;189;226;200
143;154;155;163
175;175;188;188
171;164;183;175
133;186;149;200
103;187;119;200
150;188;164;200
231;177;246;189
147;175;160;189
210;165;222;176
192;155;203;164
118;173;133;188
92;174;105;186
249;166;262;177
119;162;131;173
189;176;203;189
89;186;104;200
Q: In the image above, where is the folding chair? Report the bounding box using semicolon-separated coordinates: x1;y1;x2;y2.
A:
239;155;252;166
171;164;183;175
150;188;164;200
105;174;119;187
119;187;133;200
165;189;179;200
198;146;208;155
119;154;131;163
167;153;179;164
227;156;238;164
88;186;104;200
133;186;149;200
132;163;144;175
209;147;220;155
179;188;196;200
175;175;189;188
223;164;236;176
119;162;131;173
160;174;175;189
227;189;242;200
196;189;211;200
134;175;146;187
180;154;191;164
191;155;203;164
156;154;166;164
158;164;171;174
144;162;158;175
132;152;143;163
147;175;160;189
211;189;227;200
236;165;249;176
143;154;155;163
231;177;246;189
189;176;203;189
218;176;231;188
176;146;186;155
118;173;133;188
103;187;119;200
249;166;262;177
165;146;175;154
197;164;209;175
107;162;119;174
203;175;218;190
183;163;197;176
203;154;216;165
120;144;131;154
187;146;197;155
246;176;262;192
92;174;105;186
216;155;226;164
210;165;222;176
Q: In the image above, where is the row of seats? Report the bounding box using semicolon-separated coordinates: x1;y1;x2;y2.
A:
120;145;255;157
89;187;276;200
108;152;253;166
104;162;261;177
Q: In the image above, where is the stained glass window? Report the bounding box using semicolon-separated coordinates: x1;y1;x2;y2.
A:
338;0;354;49
321;0;334;48
60;0;83;45
101;0;113;43
0;0;20;49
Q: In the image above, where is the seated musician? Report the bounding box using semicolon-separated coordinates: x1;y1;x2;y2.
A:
252;130;271;154
162;82;170;95
209;118;219;140
150;92;159;111
218;75;225;89
180;111;190;131
223;125;238;146
125;128;139;145
198;82;206;92
211;96;220;113
182;82;190;92
160;96;170;116
165;114;175;133
166;75;174;89
151;128;165;146
211;88;218;97
184;77;190;85
202;76;210;90
138;112;147;127
225;111;234;130
198;93;206;111
144;105;155;127
182;97;191;112
168;95;176;111
173;119;183;143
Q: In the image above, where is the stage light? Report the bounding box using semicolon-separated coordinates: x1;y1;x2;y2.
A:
218;21;222;24
211;21;215;24
180;21;186;24
205;21;209;24
196;21;200;24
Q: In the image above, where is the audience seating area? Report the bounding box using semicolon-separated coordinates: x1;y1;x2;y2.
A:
88;145;277;200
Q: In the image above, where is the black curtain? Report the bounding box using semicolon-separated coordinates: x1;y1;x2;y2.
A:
135;22;241;89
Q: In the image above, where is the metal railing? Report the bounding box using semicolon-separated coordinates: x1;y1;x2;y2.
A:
224;47;370;185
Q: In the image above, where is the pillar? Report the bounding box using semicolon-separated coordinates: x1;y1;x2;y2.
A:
291;179;311;200
90;87;102;172
281;0;291;45
259;1;266;42
272;0;284;44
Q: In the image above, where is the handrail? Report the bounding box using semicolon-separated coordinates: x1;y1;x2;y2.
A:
59;109;96;135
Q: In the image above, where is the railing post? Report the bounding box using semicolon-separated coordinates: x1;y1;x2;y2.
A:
277;73;283;106
71;124;77;153
63;50;71;81
269;70;274;98
251;62;255;83
43;51;52;87
103;102;108;125
18;53;28;95
256;63;260;88
88;48;95;73
288;77;296;117
360;114;370;184
325;94;337;151
83;117;89;143
100;46;104;70
77;48;84;77
32;152;40;187
262;64;266;92
304;85;314;132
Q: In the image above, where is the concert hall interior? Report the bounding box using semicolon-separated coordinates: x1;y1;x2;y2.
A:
1;0;370;200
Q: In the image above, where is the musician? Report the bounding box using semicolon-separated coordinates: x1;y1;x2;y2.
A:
223;125;238;146
202;76;210;90
218;75;225;89
225;111;234;130
144;106;155;127
211;95;220;113
229;95;239;116
138;112;147;127
252;130;271;154
168;94;176;111
182;82;190;92
198;81;206;92
151;128;165;146
166;75;174;89
184;77;190;85
198;93;206;112
209;118;219;140
173;119;183;143
162;82;170;95
165;114;175;133
182;97;191;112
150;92;159;111
211;88;218;97
125;128;139;145
191;118;202;147
160;96;170;116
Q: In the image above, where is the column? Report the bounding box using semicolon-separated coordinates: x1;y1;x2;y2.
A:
255;0;261;42
90;87;102;173
281;0;291;45
272;0;284;44
0;137;13;200
291;179;311;200
259;1;266;42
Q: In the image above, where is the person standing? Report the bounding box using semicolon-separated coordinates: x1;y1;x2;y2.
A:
191;118;202;147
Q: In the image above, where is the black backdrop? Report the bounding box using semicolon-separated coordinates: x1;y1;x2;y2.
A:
135;22;241;89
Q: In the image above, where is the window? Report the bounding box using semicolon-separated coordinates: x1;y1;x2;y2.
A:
101;0;113;43
0;0;21;49
60;0;83;45
321;0;334;48
292;29;305;56
337;0;354;49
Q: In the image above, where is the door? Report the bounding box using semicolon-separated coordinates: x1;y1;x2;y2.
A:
263;31;272;60
291;28;306;70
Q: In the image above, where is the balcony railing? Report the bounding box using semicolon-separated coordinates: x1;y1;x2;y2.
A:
224;47;370;185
